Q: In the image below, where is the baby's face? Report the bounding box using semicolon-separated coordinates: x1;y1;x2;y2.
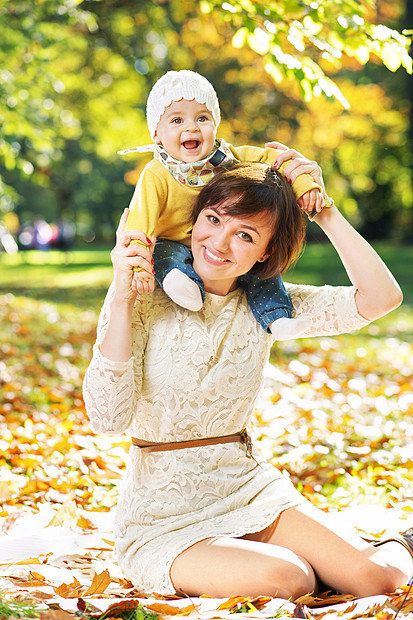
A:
154;98;216;163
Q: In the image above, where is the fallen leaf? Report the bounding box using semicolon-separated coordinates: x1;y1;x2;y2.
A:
217;596;250;610
100;600;158;619
293;603;314;618
76;515;98;530
77;598;104;614
47;499;78;527
145;602;198;616
83;569;111;596
53;577;84;598
40;609;75;620
5;572;51;588
295;591;356;608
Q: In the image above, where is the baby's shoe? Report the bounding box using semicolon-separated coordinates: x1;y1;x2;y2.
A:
163;268;203;311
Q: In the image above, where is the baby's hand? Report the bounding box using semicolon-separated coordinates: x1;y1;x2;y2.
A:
132;268;155;296
130;235;156;296
298;189;324;218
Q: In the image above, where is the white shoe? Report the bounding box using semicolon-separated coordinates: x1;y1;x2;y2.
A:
163;268;203;311
270;317;309;340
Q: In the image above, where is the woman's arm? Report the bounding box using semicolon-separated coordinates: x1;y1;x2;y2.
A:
312;207;402;320
267;142;402;321
100;208;156;362
82;211;155;434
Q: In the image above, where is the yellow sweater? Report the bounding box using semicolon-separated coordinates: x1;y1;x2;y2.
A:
126;144;320;247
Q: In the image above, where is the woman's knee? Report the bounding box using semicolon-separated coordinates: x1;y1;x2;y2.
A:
351;557;408;596
263;557;316;600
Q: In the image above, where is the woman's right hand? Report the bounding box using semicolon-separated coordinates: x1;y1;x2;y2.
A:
111;208;156;304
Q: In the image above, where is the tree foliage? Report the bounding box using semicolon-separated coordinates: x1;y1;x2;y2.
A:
201;0;412;106
0;0;412;240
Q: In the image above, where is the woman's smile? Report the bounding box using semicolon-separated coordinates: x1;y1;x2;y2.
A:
203;246;231;263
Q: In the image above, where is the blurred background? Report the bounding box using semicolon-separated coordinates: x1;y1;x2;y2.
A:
0;0;412;251
1;0;413;525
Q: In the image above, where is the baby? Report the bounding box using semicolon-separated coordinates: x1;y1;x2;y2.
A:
119;70;323;337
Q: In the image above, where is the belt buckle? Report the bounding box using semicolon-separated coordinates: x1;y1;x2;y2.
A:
241;430;253;458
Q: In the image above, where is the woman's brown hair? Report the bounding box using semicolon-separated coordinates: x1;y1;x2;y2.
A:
191;162;306;279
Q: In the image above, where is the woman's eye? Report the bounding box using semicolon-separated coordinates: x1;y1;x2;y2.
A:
207;215;219;225
238;232;253;242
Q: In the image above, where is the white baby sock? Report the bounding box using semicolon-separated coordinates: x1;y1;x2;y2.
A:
270;316;310;340
163;268;203;311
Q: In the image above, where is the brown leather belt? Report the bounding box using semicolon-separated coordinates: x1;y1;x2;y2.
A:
131;430;252;455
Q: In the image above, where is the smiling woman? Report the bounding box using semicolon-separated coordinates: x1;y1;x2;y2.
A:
191;206;273;296
191;162;305;285
83;154;410;601
190;163;303;296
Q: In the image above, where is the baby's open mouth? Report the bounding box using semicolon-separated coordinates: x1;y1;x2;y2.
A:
182;140;200;150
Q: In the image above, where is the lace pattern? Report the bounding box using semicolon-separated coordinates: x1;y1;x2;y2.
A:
83;282;370;593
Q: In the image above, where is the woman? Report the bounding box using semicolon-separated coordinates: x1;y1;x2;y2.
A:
83;146;412;600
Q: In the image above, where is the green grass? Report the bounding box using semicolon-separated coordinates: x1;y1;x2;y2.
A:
0;597;41;619
1;242;412;307
284;241;413;304
0;248;113;309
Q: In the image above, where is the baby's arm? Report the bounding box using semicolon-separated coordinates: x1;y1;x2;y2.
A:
125;166;164;292
125;164;164;246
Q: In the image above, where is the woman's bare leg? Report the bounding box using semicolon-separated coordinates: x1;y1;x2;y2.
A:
243;502;413;597
170;535;317;599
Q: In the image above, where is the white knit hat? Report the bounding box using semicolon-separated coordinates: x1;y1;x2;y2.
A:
146;70;221;139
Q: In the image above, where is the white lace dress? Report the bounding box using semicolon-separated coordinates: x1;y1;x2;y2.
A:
83;282;370;594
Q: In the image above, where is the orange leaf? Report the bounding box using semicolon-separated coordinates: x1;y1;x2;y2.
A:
216;595;271;612
7;575;49;587
217;595;250;610
76;515;97;530
30;571;47;582
146;603;197;616
83;569;111;596
247;596;272;610
54;577;84;598
14;556;48;565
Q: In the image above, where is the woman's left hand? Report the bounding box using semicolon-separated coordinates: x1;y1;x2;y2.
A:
265;141;326;217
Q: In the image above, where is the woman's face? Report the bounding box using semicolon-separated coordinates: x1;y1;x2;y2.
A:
191;201;273;296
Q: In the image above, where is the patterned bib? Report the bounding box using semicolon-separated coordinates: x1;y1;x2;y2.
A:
118;139;239;187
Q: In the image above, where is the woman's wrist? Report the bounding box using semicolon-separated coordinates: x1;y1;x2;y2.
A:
308;195;335;222
111;291;137;315
311;204;341;228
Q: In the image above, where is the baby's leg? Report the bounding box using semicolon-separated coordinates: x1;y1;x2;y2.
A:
238;272;296;336
154;239;205;311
